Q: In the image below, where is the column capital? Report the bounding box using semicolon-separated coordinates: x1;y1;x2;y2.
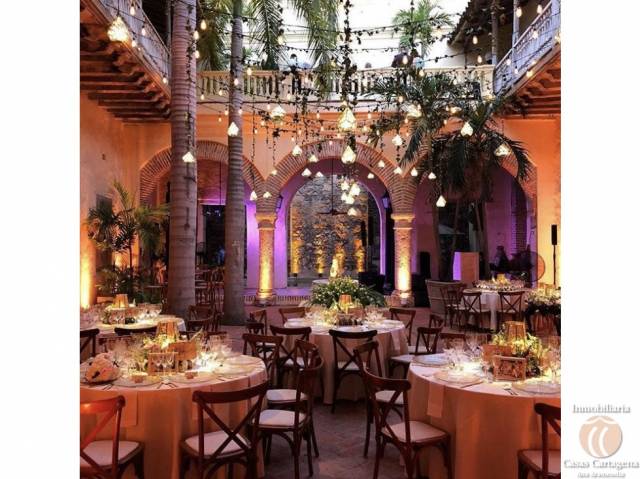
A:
391;213;415;229
255;212;277;229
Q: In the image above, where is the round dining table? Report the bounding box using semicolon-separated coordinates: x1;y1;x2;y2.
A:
80;358;267;479
407;362;560;479
88;315;186;339
284;319;409;404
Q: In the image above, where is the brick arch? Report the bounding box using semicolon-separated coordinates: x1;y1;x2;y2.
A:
257;139;417;214
139;140;265;205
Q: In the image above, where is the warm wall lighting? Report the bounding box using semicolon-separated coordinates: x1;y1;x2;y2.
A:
108;16;130;42
227;122;239;136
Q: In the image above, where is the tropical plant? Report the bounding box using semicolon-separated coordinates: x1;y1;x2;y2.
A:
310;278;386;308
86;181;168;292
392;0;453;58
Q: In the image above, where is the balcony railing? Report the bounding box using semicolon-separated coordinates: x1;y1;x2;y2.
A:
90;0;171;84
493;0;560;94
198;65;495;105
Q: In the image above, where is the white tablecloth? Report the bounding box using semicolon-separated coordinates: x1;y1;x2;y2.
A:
85;315;186;339
81;359;266;479
407;363;560;479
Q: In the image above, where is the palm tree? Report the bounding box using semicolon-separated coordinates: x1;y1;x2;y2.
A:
392;0;453;58
167;0;197;320
197;0;338;324
428;96;532;278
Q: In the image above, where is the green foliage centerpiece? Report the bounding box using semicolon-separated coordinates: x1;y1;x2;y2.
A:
310;278;386;309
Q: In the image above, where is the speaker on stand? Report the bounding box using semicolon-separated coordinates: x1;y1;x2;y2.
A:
551;225;558;286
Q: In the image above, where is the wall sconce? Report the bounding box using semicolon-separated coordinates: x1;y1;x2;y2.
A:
382;191;390;210
275;195;284;212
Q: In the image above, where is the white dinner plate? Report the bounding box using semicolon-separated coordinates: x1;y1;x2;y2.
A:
336;326;364;333
414;353;448;367
226;355;263;366
512;379;560;395
168;372;217;384
434;370;483;385
113;375;162;388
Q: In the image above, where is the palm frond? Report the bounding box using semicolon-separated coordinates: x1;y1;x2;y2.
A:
249;0;283;69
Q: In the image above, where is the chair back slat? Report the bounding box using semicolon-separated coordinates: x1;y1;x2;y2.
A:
242;333;282;383
269;325;311;372
291;356;324;427
461;291;483;313
80;328;100;358
278;306;307;325
249;309;268;329
113;326;157;337
329;329;377;374
353;340;383;376
534;403;561;475
80;396;125;479
414;327;441;355
389;307;416;345
499;291;524;316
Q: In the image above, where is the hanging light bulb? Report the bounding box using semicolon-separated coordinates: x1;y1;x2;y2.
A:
341;192;348;202
398;95;404;104
367;172;375;179
308;154;319;163
263;191;272;199
419;68;425;77
537;2;542;14
301;167;312;177
131;39;137;48
532;29;539;39
270;168;278;176
428;171;437;180
341;179;350;191
436;195;447;207
341;145;356;164
227;122;239;137
182;151;196;163
337;107;357;132
270;105;286;121
249;190;258;201
233;77;239;86
477;54;483;64
377;159;385;168
392;134;403;147
162;76;168;84
292;144;303;156
141;25;147;36
193;30;199;40
349;183;361;196
472;35;478;45
394;166;403;175
195;50;200;59
129;4;136;15
277;34;284;45
246;67;253;76
435;26;443;39
460;121;474;137
199;93;204;100
402;54;409;65
494;142;511;157
406;104;422;119
261;51;268;61
315;171;324;178
345;195;355;205
107;16;129;42
449;105;461;115
526;69;533;78
347;207;359;216
410;167;418;177
516;6;522;17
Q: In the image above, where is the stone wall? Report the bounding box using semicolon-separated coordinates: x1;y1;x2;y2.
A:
289;176;370;279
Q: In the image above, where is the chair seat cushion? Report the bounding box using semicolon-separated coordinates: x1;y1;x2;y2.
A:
390;354;414;364
283;357;306;368
266;389;308;403
383;421;447;444
375;389;404;405
337;361;359;371
80;440;140;467
519;450;561;475
257;409;306;428
183;430;247;457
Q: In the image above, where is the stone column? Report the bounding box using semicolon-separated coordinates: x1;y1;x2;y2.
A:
256;213;277;305
391;213;414;306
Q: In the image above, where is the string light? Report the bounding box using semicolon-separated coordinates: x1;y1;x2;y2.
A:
182;151;196;163
162;76;168;84
107;16;129;42
477;54;483;64
247;67;253;76
494;143;511;157
367;172;374;179
129;4;136;15
341;145;356;164
195;50;200;59
301;167;312;177
292;144;303;156
141;25;147;36
472;35;478;45
392;134;403;147
249;190;258;201
537;2;543;14
308;154;319;163
315;171;324;178
200;19;207;30
270;105;286;121
428;171;437;180
410;167;418;177
377;159;385;168
393;166;403;175
460;121;474;137
227;122;239;136
270;168;278;176
263;191;272;199
193;30;199;40
532;29;539;39
349;183;361;196
436;195;447;207
516;5;522;17
347;207;359;216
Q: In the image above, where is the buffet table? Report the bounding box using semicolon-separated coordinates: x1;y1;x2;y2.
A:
80;359;267;479
407;363;560;479
284;319;409;404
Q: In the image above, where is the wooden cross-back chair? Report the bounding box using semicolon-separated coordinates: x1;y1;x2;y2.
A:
328;328;378;413
389;307;416;346
210;281;224;318
440;285;466;329
461;291;490;331
180;381;269;479
257;357;324;479
439;331;467;349
80;328;100;359
269;325;311;387
518;403;561;479
246;309;268;334
498;291;525;328
242;333;282;385
186;305;217;333
389;327;442;378
113;326;157;337
278;307;307;325
80;396;144;479
360;369;452;479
